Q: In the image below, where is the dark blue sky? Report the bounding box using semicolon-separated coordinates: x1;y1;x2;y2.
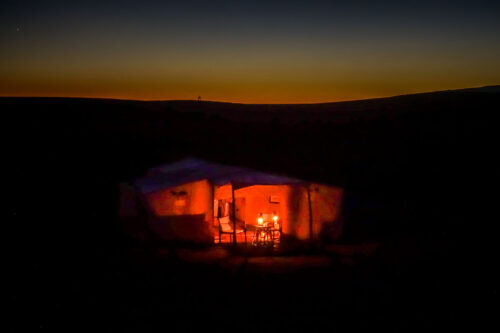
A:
1;0;499;102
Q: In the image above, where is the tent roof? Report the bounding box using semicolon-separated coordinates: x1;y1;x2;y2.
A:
134;158;304;194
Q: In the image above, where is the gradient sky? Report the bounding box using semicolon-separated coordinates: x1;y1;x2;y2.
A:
1;0;499;103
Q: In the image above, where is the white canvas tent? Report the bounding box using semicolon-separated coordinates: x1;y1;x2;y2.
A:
119;158;343;244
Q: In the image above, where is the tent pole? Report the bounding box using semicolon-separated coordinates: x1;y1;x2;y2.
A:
307;183;313;246
231;182;237;246
211;182;215;243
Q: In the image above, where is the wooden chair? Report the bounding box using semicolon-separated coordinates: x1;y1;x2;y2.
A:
217;216;246;244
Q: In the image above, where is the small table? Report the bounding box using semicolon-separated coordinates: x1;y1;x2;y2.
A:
250;224;280;246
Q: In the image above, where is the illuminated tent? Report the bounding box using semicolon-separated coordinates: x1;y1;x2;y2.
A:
119;158;343;244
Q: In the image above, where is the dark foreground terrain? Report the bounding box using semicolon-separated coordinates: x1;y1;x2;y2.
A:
4;87;499;330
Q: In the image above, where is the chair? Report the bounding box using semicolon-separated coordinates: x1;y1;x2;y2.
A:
217;216;246;244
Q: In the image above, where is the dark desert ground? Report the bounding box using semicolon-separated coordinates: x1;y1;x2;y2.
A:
4;87;499;330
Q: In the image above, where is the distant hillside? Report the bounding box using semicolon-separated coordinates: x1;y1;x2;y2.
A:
3;85;499;125
3;86;499;181
129;85;500;124
453;85;500;93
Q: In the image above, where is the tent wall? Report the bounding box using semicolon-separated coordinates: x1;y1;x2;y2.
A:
234;184;289;231
310;183;344;241
118;182;151;241
214;184;232;202
142;179;213;243
145;179;212;218
235;184;343;241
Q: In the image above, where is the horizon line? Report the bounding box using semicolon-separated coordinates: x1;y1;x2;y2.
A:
1;84;498;105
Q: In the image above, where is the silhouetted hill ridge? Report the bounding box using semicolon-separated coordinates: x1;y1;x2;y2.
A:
2;86;499;131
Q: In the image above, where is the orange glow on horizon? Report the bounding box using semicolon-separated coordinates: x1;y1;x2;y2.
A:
2;84;497;104
2;57;499;104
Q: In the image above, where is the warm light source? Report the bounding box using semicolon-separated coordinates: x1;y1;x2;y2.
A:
273;215;278;222
257;217;264;225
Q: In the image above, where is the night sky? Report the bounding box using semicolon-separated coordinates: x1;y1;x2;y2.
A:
1;0;499;103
